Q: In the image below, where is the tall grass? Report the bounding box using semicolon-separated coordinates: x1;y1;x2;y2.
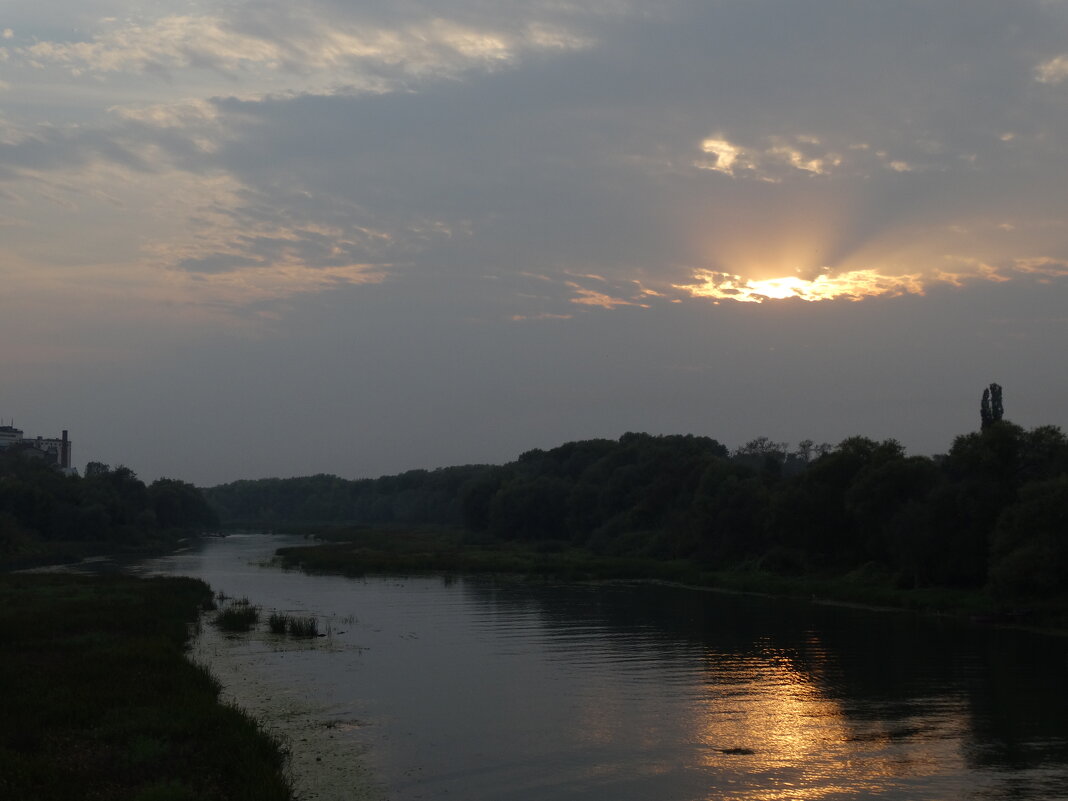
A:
287;616;319;637
213;602;260;632
267;611;319;637
0;573;292;800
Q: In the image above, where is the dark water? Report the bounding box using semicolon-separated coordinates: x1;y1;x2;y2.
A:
138;534;1068;801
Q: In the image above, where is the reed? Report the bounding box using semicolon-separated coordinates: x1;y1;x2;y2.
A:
286;615;319;638
213;602;260;632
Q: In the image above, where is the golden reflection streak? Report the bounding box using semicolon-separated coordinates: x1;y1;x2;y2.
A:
692;642;968;801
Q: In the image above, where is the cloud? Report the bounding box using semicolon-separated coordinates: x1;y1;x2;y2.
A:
9;1;1068;485
673;255;1068;304
696;134;846;180
16;9;593;97
566;280;651;309
676;268;929;303
6;0;1068;321
171;261;388;308
695;134;942;181
1035;55;1068;84
1006;257;1068;278
0;122;152;177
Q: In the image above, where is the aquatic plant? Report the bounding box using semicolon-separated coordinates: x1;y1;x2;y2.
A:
213;602;260;632
286;615;319;638
267;611;289;634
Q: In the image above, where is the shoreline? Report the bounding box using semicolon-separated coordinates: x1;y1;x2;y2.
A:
191;613;385;801
274;530;1068;638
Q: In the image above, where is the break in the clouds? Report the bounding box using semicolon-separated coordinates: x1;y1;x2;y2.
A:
4;0;1068;482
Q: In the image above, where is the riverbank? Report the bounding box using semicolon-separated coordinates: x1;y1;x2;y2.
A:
275;526;1068;628
191;610;384;801
0;572;293;801
0;529;197;573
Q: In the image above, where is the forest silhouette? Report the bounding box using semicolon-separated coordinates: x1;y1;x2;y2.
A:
206;388;1068;605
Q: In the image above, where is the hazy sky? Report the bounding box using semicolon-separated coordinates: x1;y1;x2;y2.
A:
4;0;1068;485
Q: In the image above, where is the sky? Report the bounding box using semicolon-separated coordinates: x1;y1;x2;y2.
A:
3;0;1068;486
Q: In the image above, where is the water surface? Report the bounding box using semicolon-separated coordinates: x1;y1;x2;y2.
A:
139;534;1068;801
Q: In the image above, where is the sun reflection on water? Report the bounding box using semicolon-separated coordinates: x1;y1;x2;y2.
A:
689;637;970;800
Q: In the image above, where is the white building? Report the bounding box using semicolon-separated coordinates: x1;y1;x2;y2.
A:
0;425;24;448
0;424;72;469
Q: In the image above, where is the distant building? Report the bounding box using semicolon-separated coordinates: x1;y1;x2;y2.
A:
0;424;72;470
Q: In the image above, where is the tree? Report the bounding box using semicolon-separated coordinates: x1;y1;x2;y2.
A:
148;478;219;529
989;477;1068;598
732;437;789;476
980;383;1004;430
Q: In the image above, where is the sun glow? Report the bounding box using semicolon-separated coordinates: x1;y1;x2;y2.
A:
676;268;927;303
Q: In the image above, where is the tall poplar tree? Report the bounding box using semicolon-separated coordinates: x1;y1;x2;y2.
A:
980;383;1004;430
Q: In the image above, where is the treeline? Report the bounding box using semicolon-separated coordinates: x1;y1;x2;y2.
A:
208;421;1068;601
0;452;217;560
204;465;490;527
466;424;1068;600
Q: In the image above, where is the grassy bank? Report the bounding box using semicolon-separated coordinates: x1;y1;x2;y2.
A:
274;526;1019;621
276;526;704;583
0;573;292;801
0;529;196;573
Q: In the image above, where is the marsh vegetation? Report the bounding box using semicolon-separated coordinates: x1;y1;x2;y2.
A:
0;573;291;801
213;598;261;632
267;612;320;637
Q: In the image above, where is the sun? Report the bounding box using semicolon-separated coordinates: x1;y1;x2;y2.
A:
674;268;929;303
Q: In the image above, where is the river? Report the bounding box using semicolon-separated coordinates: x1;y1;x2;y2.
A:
134;533;1068;801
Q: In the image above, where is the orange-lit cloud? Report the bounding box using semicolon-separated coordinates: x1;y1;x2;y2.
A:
1035;54;1068;84
565;276;659;309
676;268;927;303
166;262;388;309
674;255;1068;304
670;257;1063;303
694;134;923;181
568;285;648;309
